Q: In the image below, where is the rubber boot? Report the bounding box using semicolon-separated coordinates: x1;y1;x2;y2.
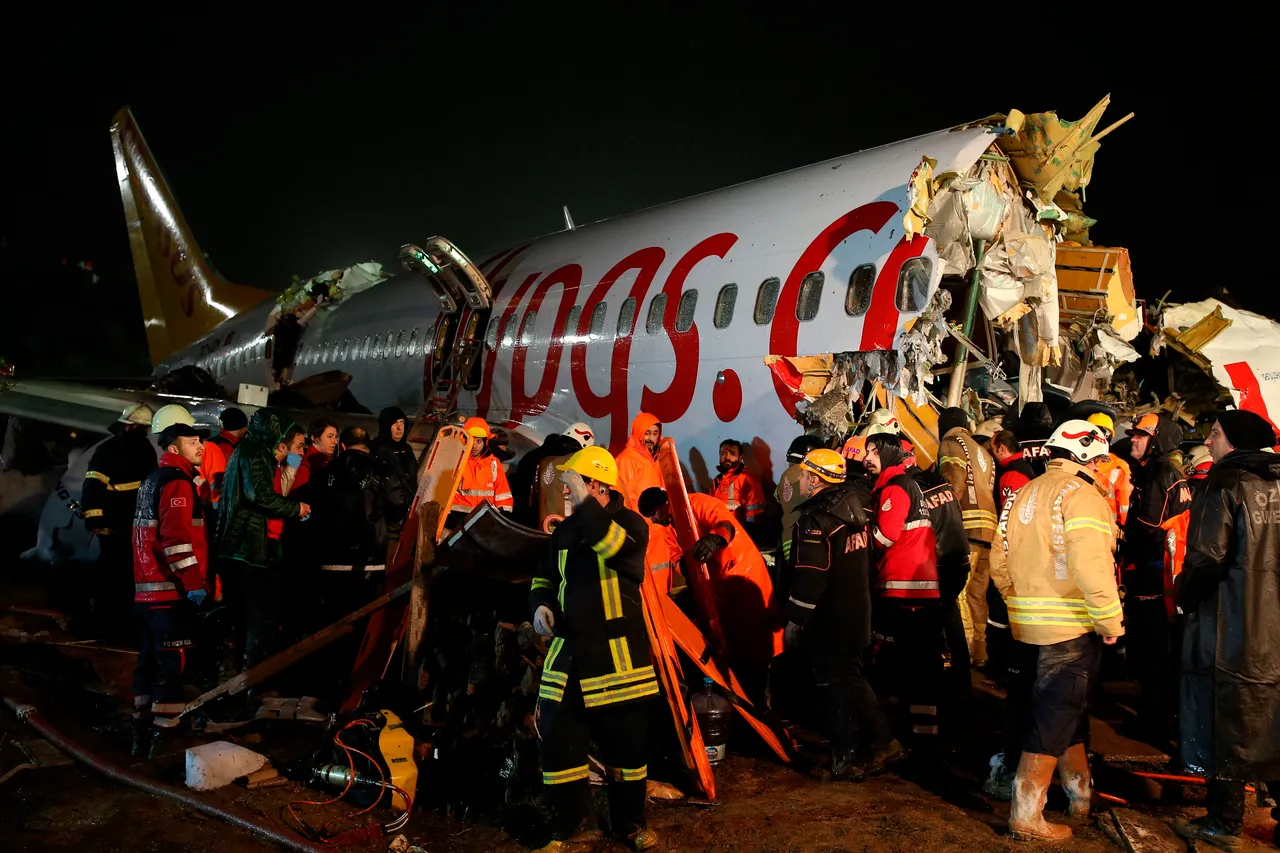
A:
1055;743;1091;818
1171;816;1244;851
983;752;1015;801
129;714;152;759
1008;753;1072;842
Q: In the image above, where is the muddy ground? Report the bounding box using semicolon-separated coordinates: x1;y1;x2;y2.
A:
1;513;1276;853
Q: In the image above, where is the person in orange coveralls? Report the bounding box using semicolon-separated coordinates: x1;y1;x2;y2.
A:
615;413;663;512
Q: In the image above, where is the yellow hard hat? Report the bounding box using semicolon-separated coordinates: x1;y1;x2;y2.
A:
800;448;846;483
556;445;619;487
150;404;195;435
1087;412;1115;437
463;416;491;439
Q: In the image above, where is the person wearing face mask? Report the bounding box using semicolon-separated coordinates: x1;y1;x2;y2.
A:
782;448;901;781
713;439;765;533
370;406;416;483
615;413;663;513
129;418;210;759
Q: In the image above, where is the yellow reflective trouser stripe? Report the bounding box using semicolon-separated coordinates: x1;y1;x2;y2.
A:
599;557;623;620
581;665;655;693
608;637;634;673
602;764;648;782
1065;518;1112;535
107;481;141;492
83;509;103;518
1088;600;1123;620
538;682;565;701
583;679;660;708
962;509;998;530
85;471;109;484
1007;596;1093;627
781;539;792;559
543;637;565;678
531;577;552;591
592;521;627;559
543;765;590;785
557;550;568;610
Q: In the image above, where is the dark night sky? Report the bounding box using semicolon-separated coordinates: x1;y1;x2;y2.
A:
2;10;1218;377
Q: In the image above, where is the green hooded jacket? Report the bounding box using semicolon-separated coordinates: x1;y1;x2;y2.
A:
216;408;300;568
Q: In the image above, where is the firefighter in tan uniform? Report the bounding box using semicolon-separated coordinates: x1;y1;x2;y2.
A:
775;435;823;566
936;407;998;665
989;419;1124;842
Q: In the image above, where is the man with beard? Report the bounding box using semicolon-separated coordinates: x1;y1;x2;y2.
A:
713;439;765;535
615;413;663;513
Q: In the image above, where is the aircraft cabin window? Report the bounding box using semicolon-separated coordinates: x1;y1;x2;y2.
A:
713;284;737;329
796;271;823;322
394;330;406;358
501;314;518;347
384;331;395;357
485;317;500;350
463;312;484;390
335;339;346;360
519;311;537;346
896;257;932;313
265;338;274;362
589;302;608;340
846;264;876;317
254;339;264;360
676;289;698;333
645;293;667;334
754;277;780;324
617;297;637;338
408;327;420;357
563;305;582;342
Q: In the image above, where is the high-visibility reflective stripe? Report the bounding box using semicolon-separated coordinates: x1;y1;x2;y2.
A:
1065;518;1112;535
1087;601;1123;620
582;679;659;708
781;539;792;559
581;665;655;693
538;682;565;702
151;702;186;715
542;765;590;785
939;455;967;467
744;503;765;511
649;561;672;574
83;509;103;519
531;578;553;590
872;527;894;548
457;489;494;496
320;564;386;572
599;557;624;620
107;481;141;492
544;637;565;674
171;556;199;570
987;618;1009;628
602;764;648;782
1007;596;1094;628
592;522;627;560
912;724;940;734
787;596;816;610
541;669;568;686
494;492;512;502
86;471;110;484
135;581;177;593
190;519;204;527
608;637;634;673
902;519;931;530
557;551;569;610
879;580;939;590
163;544;193;556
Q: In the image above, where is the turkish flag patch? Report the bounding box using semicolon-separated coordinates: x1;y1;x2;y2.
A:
170;497;188;508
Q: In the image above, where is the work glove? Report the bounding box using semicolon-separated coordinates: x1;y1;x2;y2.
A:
784;621;803;649
561;469;590;510
691;534;728;563
187;589;208;607
533;605;556;638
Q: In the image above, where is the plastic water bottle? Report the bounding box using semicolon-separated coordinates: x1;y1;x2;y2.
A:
691;677;731;764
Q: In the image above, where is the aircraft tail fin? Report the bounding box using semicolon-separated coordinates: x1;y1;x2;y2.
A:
109;107;271;366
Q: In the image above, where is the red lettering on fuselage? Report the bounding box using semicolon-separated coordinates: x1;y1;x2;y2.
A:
511;264;584;419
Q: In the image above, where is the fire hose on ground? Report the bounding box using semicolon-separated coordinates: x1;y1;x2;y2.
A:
2;695;329;853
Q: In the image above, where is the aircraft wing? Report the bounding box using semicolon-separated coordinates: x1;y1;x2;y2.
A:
0;379;169;435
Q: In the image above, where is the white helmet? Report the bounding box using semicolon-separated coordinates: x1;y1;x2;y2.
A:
863;408;901;437
564;422;595;448
118;402;154;426
1045;419;1110;465
151;404;196;436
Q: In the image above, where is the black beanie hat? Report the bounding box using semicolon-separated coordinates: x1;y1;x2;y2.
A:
638;487;669;517
938;407;970;437
220;407;248;430
1216;410;1278;451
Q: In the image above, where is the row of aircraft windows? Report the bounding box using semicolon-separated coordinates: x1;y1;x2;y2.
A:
483;258;932;348
294;327;423;367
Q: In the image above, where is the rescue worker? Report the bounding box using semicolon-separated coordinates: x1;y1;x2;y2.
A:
1122;412;1191;740
862;408;901;437
82;402;158;638
130;417;210;759
1183;444;1213;498
528;446;658;852
776;435;824;566
615;412;663;512
1016;402;1055;477
449;417;514;527
641;489;782;701
937;407;998;667
638;487;684;595
864;432;941;747
370;406;416;483
216;409;311;681
713;439;765;531
988;429;1035;681
511;424;593;527
1087;413;1133;527
1174;410;1280;850
784;448;901;780
906;440;971;707
198;407;248;517
988;419;1123;842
